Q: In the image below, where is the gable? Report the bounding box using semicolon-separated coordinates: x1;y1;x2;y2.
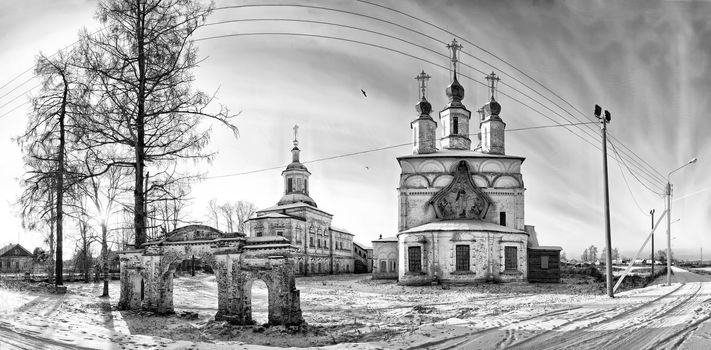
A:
0;244;33;258
428;160;493;220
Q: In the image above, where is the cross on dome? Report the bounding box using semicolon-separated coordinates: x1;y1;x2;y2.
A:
485;72;501;101
415;70;431;99
447;39;463;75
293;124;299;147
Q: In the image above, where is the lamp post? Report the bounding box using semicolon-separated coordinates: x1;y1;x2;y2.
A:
666;157;697;285
650;209;655;276
594;104;614;297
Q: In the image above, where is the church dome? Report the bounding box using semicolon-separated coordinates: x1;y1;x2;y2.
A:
286;161;308;171
483;98;501;116
415;97;432;115
277;193;317;207
446;74;465;103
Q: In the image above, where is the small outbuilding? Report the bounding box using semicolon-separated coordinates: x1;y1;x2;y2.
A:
527;246;562;283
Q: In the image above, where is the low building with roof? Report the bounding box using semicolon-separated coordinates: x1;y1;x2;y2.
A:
246;126;355;276
0;243;33;273
353;242;372;273
372;235;398;280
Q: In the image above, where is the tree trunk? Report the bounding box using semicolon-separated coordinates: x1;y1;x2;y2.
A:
48;188;55;283
133;0;147;248
55;78;68;287
101;222;109;297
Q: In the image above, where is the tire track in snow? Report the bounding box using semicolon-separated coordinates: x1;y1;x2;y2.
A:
506;283;692;350
409;305;583;350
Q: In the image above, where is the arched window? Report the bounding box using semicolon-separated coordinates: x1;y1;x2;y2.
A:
380;261;387;272
287;178;293;192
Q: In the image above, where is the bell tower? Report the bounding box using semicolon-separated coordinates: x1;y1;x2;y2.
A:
480;72;506;155
439;39;472;150
411;70;437;154
278;125;318;207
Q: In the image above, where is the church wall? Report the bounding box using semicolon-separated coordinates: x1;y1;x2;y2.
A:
372;241;398;280
397;231;528;285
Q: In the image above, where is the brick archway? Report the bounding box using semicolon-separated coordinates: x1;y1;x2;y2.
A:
118;225;304;327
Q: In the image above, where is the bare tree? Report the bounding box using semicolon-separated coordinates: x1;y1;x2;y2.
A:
206;199;220;230
79;158;125;296
219;202;236;232
17;51;89;287
235;201;257;233
73;202;99;283
78;0;237;248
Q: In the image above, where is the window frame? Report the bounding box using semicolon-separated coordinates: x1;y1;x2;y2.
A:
504;246;518;271
455;245;470;271
408;246;422;273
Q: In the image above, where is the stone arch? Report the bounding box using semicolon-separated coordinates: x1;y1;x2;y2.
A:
400;161;416;173
480;159;505;173
472;174;489;188
432;174;453;188
403;174;429;188
418;160;446;173
493;175;519;188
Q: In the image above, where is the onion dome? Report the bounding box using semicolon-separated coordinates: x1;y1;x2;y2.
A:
446;73;465;105
483;97;501;116
415;96;432;115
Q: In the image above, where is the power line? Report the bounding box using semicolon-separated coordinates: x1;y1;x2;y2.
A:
194;30;664;189
608;138;657;215
204;122;599;180
211;2;664;186
609;138;664;196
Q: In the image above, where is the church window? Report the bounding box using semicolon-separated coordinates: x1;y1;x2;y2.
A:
455;245;470;271
541;255;549;269
311;263;315;272
380;260;387;272
299;262;304;274
453;116;459;134
505;246;518;271
317;239;321;248
391;261;396;271
287;178;293;192
256;231;263;237
317;263;322;272
408;246;422;272
500;212;507;226
297;178;303;191
309;236;314;247
276;230;283;237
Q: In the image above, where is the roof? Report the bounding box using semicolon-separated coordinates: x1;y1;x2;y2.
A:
245;236;290;244
399;220;527;235
330;226;354;236
353;241;372;250
529;246;563;251
372;236;398;243
0;244;33;258
248;212;306;222
258;202;333;217
397;149;525;162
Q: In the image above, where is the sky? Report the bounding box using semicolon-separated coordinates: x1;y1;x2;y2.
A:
0;0;709;261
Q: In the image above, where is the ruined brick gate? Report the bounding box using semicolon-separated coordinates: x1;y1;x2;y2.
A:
117;225;304;326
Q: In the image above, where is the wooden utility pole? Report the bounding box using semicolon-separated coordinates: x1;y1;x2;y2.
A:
595;105;614;298
650;209;655;276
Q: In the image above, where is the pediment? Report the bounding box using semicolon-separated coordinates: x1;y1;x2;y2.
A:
428;160;493;220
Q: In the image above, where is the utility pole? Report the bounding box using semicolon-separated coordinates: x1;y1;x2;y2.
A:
666;157;697;285
650;209;655;277
595;104;614;297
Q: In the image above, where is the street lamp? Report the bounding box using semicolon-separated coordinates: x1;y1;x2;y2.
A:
666;157;697;285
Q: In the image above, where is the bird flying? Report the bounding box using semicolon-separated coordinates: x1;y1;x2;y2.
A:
361;89;367;97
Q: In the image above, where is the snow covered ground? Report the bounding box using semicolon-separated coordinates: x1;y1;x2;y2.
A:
1;268;710;349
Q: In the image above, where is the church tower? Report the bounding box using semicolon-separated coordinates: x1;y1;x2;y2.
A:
278;125;318;207
480;72;506;155
439;39;472;151
411;70;437;154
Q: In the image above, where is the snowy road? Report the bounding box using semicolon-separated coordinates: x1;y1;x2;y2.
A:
2;272;711;349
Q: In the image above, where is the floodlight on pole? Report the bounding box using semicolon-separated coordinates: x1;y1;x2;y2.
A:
666;157;698;286
595;104;614;297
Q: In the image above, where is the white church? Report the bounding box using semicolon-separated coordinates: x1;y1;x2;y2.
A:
373;39;561;285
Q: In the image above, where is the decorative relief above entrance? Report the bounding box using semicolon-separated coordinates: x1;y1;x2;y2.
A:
429;161;492;220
